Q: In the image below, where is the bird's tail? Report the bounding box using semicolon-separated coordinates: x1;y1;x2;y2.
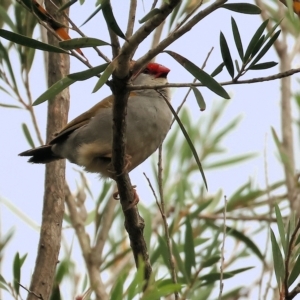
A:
19;145;61;163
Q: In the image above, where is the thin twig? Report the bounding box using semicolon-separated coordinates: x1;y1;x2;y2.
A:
171;0;203;32
128;66;300;90
126;0;137;39
19;283;43;299
170;47;214;128
218;196;227;300
258;133;273;299
64;13;111;62
134;0;227;72
23;71;44;145
64;184;109;300
157;145;179;300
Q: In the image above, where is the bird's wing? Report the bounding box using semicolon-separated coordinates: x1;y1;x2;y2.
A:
50;95;114;144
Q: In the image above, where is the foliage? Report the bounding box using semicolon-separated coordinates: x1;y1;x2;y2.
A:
0;1;299;300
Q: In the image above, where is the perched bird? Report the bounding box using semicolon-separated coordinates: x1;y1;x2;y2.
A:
19;62;172;178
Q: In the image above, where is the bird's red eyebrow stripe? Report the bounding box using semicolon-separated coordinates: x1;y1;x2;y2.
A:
147;63;170;74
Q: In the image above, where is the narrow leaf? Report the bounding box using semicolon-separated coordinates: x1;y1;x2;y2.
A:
249;30;281;67
0;29;68;53
251;35;265;58
59;37;110;50
222;3;261;14
92;62;115;93
139;8;161;23
220;32;234;78
226;226;264;260
0;42;18;91
165;50;230;99
13;253;20;295
184;216;195;278
81;5;102;27
288;254;300;287
33;77;75;106
0;103;22;109
274;204;287;255
205;153;257;169
231;17;244;60
210;62;224;77
0;6;17;32
172;239;189;282
22;123;35;148
249;61;278;70
270;228;285;288
202;256;220;268
58;0;78;12
101;0;125;39
68;63;109;80
243;20;269;63
163;99;208;189
192;87;206;111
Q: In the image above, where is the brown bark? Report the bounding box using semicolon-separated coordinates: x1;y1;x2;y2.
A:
27;1;70;299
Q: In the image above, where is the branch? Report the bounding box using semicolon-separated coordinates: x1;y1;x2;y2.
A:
134;0;227;72
26;2;69;299
126;0;137;39
64;184;108;300
128;66;300;90
117;0;182;77
110;72;152;284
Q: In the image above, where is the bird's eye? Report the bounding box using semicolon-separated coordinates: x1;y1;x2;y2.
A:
143;68;150;74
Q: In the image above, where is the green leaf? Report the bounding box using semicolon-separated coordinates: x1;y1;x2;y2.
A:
0;6;17;32
92;62;115;93
110;272;126;300
274;204;287;256
220;32;234;78
163;99;208;190
139;8;161;23
157;235;170;267
243;20;269;63
251;35;265;58
231;17;244;60
0;41;18;92
226;226;264;260
169;1;182;30
270;228;285;287
210;62;224;77
142;283;182;300
33;77;75;106
0;29;68;53
58;0;78;12
68;63;109;80
13;253;21;294
81;5;102;27
202;256;220;268
222;3;261;14
249;30;281;68
288;254;300;287
205;153;257;169
22;123;35;148
0;103;22;109
59;37;110;50
192;87;206;111
101;0;125;39
165;50;230;99
249;61;278;70
184;216;195;278
171;239;189;282
200;272;234;282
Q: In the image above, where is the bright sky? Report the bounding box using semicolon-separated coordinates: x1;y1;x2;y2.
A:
1;0;299;299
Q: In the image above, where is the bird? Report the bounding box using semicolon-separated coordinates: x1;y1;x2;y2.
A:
19;62;172;179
